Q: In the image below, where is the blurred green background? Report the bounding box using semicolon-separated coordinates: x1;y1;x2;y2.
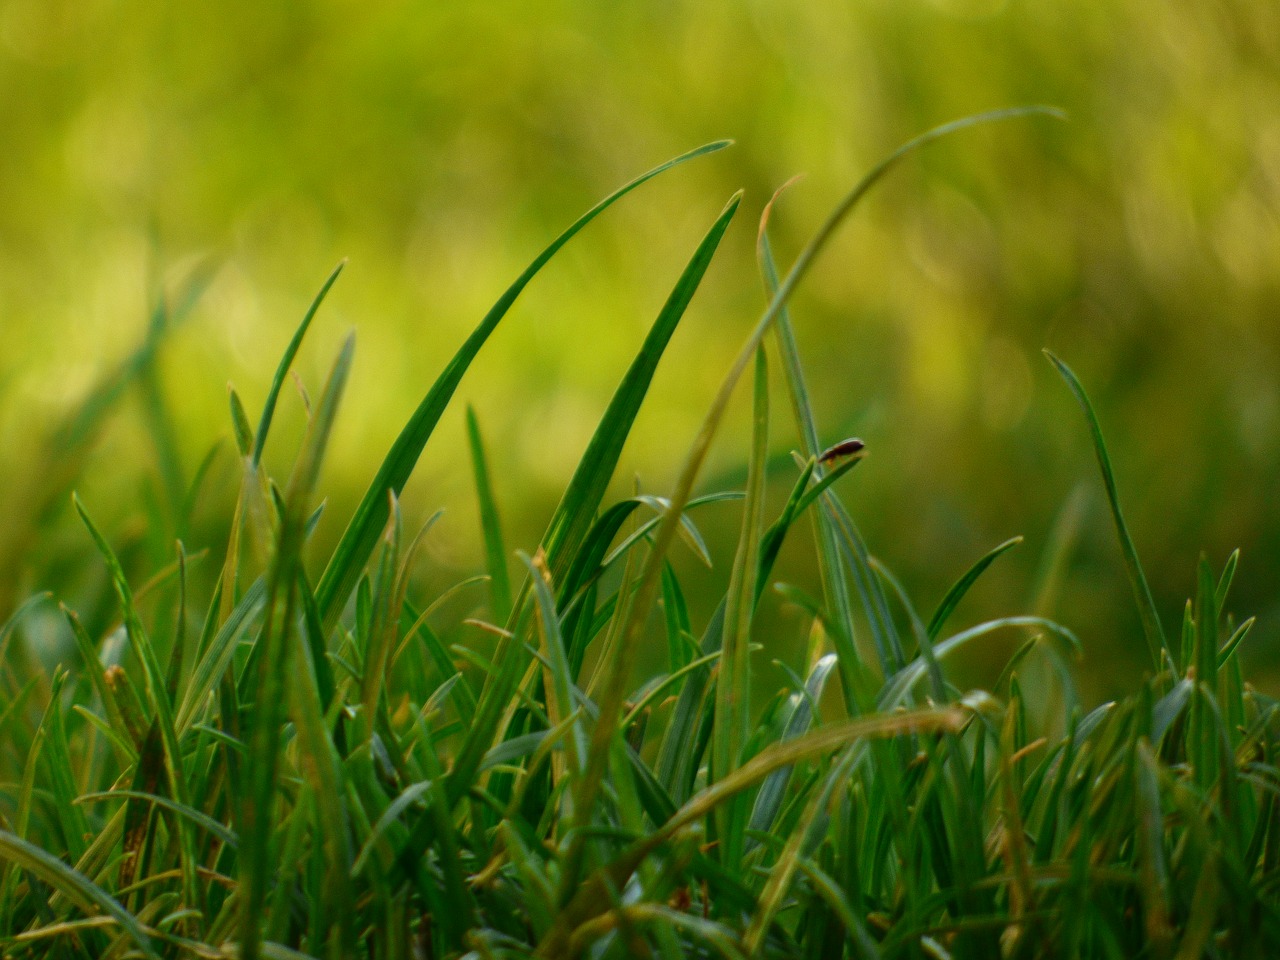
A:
1;0;1277;697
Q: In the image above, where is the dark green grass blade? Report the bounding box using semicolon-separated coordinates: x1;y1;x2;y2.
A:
0;830;159;959
467;406;513;624
252;260;346;467
444;187;743;818
927;536;1023;641
1045;350;1169;671
314;140;731;628
539;190;742;581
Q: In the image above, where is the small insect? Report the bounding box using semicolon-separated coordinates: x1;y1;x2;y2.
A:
818;437;866;465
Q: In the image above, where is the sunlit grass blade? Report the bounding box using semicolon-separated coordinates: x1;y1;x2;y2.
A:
314;140;731;629
1045;350;1170;671
252;260;346;466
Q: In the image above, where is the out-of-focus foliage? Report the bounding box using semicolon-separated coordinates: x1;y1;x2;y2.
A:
1;0;1277;692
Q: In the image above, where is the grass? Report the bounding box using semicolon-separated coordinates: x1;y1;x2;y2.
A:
1;111;1278;959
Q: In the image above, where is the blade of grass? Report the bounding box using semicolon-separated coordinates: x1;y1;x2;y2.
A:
927;536;1023;641
314;141;731;629
252;260;346;467
711;345;769;866
239;334;354;960
1044;350;1169;671
467;406;513;624
0;830;159;959
443;187;743;830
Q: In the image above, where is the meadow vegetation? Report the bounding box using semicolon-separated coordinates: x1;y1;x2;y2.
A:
0;113;1277;959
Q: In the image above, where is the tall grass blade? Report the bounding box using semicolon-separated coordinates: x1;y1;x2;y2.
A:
1045;351;1170;671
446;187;742;828
927;536;1022;641
712;345;769;864
239;334;354;960
252;260;346;467
314;141;731;628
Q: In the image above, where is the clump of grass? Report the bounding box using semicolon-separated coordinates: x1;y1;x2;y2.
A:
1;110;1278;960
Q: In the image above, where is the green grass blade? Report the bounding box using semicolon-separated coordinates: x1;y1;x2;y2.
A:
711;345;769;864
240;334;354;960
77;791;238;848
927;536;1023;641
759;200;858;708
539;190;742;580
746;652;838;845
314;141;731;629
879;616;1081;711
522;551;587;785
0;829;159;959
467;406;513;624
1045;350;1169;671
445;187;742;825
252;260;346;466
175;577;268;734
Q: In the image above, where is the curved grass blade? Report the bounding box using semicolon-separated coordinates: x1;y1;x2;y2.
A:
77;791;238;848
539;189;742;580
0;829;159;960
746;652;838;847
879;616;1081;711
252;260;346;466
315;140;732;629
1045;350;1169;671
928;536;1023;641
